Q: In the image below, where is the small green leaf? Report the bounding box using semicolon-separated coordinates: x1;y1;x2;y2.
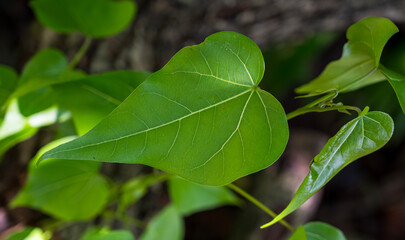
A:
304;222;346;240
38;31;289;186
0;65;18;112
80;228;134;240
16;49;68;116
288;226;307;240
168;176;240;216
10;137;110;221
5;227;50;240
31;0;136;37
119;174;168;211
262;110;394;228
53;71;150;135
139;205;184;240
380;65;405;113
296;17;398;94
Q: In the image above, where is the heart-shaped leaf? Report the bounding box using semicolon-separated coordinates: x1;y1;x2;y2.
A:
289;222;346;240
10;137;110;221
53;71;150;135
168;176;240;216
38;31;289;186
31;0;136;37
296;17;398;94
262;109;393;228
139;205;184;240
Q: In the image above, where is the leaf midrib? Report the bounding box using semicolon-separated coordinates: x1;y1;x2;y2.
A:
45;88;255;158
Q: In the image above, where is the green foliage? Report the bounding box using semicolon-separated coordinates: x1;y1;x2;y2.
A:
296;17;405;113
38;31;289;186
10;137;110;221
80;228;134;240
380;65;405;113
168;176;240;216
140;205;184;240
0;65;18;112
289;222;346;240
31;0;136;37
262;109;394;228
119;173;168;212
17;49;68;116
5;227;50;240
297;17;398;94
53;71;150;135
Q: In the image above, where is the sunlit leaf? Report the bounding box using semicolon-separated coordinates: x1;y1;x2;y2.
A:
5;227;50;240
10;137;110;221
38;31;289;186
296;17;398;94
262;109;394;228
53;71;150;135
168;176;240;216
288;226;307;240
139;205;184;240
31;0;136;37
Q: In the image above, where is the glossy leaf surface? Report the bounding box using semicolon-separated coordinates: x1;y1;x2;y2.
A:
31;0;136;37
17;49;68;116
39;31;289;186
169;176;240;216
53;71;150;135
380;66;405;113
296;17;398;94
11;137;109;221
262;110;394;227
139;205;184;240
289;222;346;240
0;65;18;112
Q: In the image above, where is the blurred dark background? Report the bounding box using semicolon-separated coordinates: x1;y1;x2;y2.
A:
1;0;405;239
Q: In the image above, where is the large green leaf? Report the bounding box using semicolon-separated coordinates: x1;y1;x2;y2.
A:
289;222;346;240
80;228;134;240
262;109;393;228
139;205;184;240
53;71;150;135
0;65;18;112
31;0;136;38
296;17;398;94
10;137;110;221
16;49;68;116
168;176;240;216
39;31;289;186
380;66;405;113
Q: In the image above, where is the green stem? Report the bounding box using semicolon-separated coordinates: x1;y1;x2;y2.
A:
227;183;295;231
69;36;92;69
286;105;362;120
